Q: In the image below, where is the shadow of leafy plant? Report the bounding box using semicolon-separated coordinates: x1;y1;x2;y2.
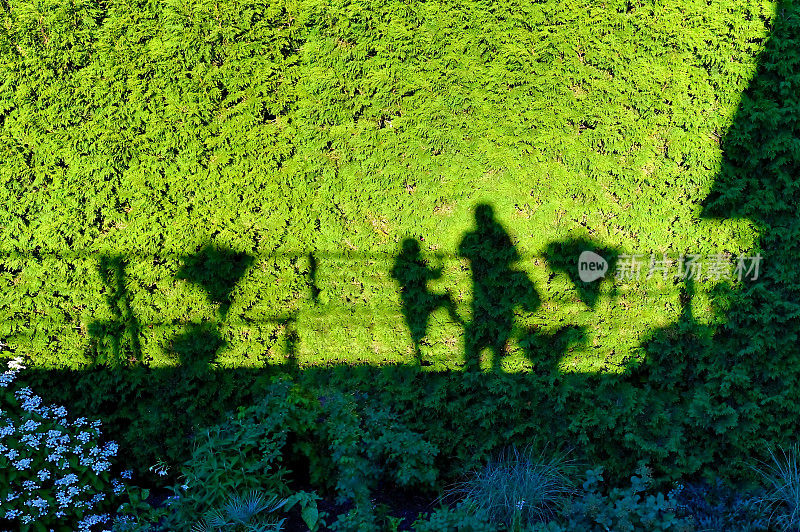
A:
177;244;254;320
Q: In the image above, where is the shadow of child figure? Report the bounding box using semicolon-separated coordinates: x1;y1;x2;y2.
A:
391;238;463;366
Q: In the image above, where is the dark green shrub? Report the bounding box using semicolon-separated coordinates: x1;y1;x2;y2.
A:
550;463;694;532
412;503;495;532
676;477;768;532
123;378;437;529
153;380;321;530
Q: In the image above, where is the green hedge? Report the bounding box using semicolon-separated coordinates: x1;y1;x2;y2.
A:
2;0;798;487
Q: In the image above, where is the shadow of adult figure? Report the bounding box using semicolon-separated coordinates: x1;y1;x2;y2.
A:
458;204;540;371
391;238;462;365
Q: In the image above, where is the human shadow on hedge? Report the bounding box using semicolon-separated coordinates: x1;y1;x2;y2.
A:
457;204;541;372
390;238;463;365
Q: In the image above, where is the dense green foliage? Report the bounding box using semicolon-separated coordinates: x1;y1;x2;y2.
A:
538;464;693;531
0;0;770;368
149;379;434;530
2;0;800;511
411;504;495;532
676;479;769;531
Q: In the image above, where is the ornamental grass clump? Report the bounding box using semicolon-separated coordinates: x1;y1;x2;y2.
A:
0;357;133;531
752;444;800;531
446;446;576;530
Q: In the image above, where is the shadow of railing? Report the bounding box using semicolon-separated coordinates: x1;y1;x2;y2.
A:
6;222;737;488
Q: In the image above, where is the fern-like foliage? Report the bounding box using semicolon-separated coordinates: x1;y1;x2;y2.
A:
191;490;287;532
